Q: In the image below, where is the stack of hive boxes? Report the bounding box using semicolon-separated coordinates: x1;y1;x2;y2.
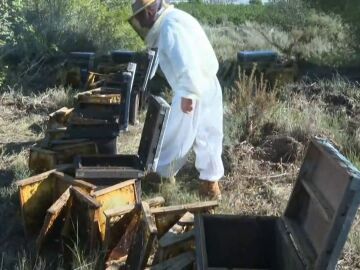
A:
29;63;136;174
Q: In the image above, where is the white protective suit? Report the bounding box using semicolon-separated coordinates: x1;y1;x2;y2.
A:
146;7;224;181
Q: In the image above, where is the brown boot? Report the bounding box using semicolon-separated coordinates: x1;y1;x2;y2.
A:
199;180;222;200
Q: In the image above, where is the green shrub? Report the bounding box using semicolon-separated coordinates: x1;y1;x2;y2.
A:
22;0;143;53
0;0;143;88
249;0;262;5
177;3;265;25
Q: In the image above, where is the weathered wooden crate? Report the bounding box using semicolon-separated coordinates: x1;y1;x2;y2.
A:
125;201;158;270
74;87;123;121
61;179;140;250
16;169;96;237
195;138;360;270
29;141;98;173
152;201;218;238
73;95;170;185
104;197;165;259
47;107;74;129
104;201;215;268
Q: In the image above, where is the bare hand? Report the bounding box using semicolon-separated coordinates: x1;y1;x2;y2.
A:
181;98;194;114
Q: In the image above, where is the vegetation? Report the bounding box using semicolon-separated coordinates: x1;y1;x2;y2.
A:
177;3;266;25
180;1;358;66
0;0;142;88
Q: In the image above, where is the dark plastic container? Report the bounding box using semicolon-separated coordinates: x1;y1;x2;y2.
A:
73;95;171;185
196;138;360;270
111;50;136;64
238;50;278;63
69;52;95;70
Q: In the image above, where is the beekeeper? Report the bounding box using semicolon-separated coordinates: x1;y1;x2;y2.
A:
128;0;224;200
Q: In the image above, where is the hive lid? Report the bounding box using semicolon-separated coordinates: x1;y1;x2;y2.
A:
137;95;170;172
111;50;135;64
237;50;278;63
137;50;156;93
69;52;95;69
282;137;360;269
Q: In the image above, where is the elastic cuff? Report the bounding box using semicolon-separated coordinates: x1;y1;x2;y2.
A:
175;91;200;101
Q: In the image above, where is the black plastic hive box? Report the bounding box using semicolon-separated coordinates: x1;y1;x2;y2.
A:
196;138;360;270
111;50;136;64
74;95;170;185
66;66;136;139
111;50;156;93
69;52;95;70
238;50;278;64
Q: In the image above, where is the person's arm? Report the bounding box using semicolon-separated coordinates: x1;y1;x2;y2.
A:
158;21;203;102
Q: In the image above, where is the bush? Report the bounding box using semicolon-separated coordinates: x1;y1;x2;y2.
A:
249;0;262;5
177;3;265;25
179;1;357;66
0;0;143;88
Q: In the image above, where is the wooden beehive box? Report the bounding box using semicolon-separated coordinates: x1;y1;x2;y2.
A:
16;169;96;237
61;179;140;250
73;95;170;186
195;138;360;270
29;141;98;174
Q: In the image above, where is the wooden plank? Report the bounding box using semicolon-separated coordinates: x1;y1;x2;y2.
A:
16;169;56;187
159;230;194;249
93;180;138;243
153;212;194;263
105;205;135;218
104;197;165;252
53;171;96;192
36;188;71;253
152;201;218;237
104;196;165;218
151;201;218;215
18;172;57;236
145;196;165;208
48;187;71;214
106;206;141;263
71;187;101;209
93;179;137;197
77;93;121;104
177;212;194;227
126;202;158;270
146;252;195;270
48;107;74;125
